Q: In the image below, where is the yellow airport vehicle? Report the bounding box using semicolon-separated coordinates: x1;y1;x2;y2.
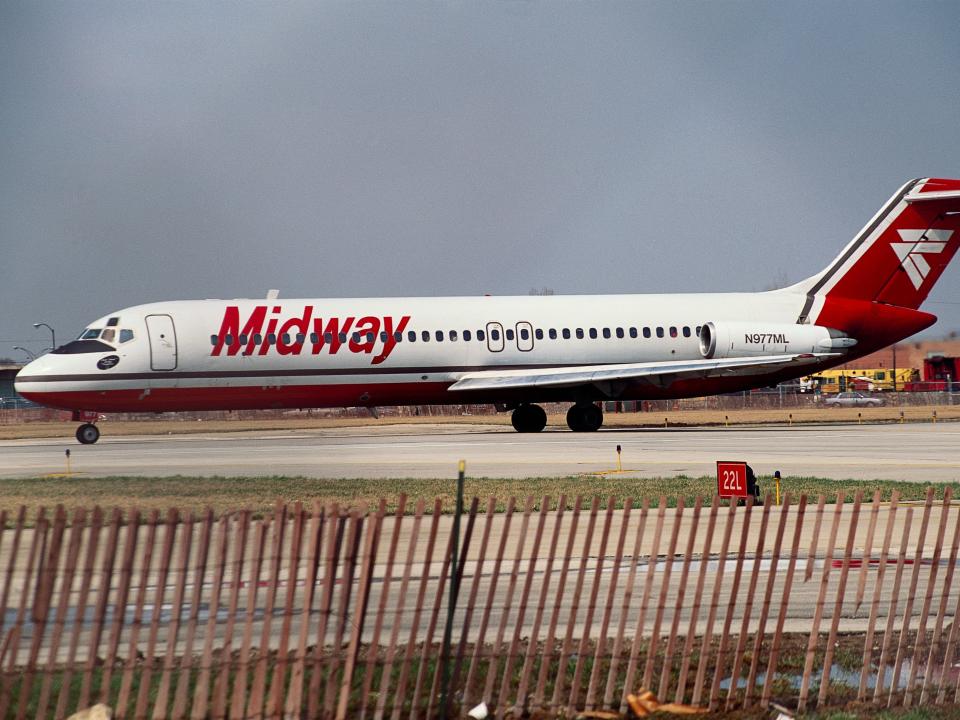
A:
801;367;919;393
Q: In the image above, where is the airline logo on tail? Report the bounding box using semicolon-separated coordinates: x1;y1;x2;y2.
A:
891;229;954;289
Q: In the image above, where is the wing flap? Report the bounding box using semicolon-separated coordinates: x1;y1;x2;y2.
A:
447;353;837;392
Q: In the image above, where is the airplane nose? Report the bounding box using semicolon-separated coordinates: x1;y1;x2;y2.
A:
14;357;45;394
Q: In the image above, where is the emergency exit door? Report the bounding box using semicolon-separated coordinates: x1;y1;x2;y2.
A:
146;314;178;370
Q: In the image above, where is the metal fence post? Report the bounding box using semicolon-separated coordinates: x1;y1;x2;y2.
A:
440;460;465;718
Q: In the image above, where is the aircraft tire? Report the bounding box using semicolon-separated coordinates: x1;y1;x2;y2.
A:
567;403;603;432
76;423;100;445
511;404;547;433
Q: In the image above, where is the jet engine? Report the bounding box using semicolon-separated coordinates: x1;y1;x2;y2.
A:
699;321;856;359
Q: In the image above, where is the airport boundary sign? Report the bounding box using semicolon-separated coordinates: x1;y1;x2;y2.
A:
717;460;749;498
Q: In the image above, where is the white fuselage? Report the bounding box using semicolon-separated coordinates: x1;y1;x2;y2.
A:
15;291;813;412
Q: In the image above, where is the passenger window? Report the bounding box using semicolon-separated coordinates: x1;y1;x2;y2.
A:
325;332;334;343
535;329;543;340
549;329;557;340
450;330;458;341
696;325;702;336
603;328;611;339
380;331;389;342
464;330;472;341
394;332;403;342
254;334;263;345
267;333;277;344
239;334;248;345
506;329;515;341
491;329;500;341
589;328;598;339
669;327;678;338
366;332;374;342
436;330;444;341
563;329;571;339
352;333;361;343
408;331;417;342
576;328;584;339
225;335;235;346
616;328;624;339
477;329;485;341
643;327;651;338
682;326;691;338
629;327;638;339
310;333;319;343
296;333;305;343
210;334;217;346
520;328;530;340
422;330;430;342
338;332;347;343
656;327;664;338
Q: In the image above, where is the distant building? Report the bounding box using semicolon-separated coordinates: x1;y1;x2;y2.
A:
840;336;960;372
0;363;24;403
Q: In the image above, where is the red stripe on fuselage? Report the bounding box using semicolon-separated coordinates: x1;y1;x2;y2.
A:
21;371;825;413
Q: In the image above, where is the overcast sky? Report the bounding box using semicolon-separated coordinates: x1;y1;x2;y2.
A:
3;1;960;358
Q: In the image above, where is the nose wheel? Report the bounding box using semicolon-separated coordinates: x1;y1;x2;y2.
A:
76;423;100;445
511;404;547;433
566;403;603;432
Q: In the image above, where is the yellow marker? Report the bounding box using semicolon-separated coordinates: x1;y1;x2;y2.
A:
664;417;668;428
724;415;729;427
858;412;862;425
65;448;72;476
616;444;622;472
788;413;793;427
933;411;938;424
774;471;781;506
900;411;905;424
458;459;466;474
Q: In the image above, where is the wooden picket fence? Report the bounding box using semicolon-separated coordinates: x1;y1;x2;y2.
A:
3;489;960;719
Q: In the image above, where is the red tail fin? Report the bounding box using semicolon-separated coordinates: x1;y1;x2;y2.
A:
799;178;960;325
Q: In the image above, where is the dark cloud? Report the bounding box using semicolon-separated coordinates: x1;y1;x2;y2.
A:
3;1;960;354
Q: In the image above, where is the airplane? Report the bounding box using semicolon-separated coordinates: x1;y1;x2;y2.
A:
15;177;960;444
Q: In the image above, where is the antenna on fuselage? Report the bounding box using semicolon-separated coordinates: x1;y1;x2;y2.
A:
266;289;279;300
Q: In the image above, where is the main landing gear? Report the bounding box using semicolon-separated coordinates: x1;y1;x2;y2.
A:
76;423;100;445
566;402;603;432
511;404;548;433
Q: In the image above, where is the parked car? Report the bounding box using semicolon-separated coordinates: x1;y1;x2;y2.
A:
823;391;885;408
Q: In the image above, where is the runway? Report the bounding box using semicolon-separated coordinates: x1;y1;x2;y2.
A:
2;421;959;481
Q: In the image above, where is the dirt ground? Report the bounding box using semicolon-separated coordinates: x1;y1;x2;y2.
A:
0;404;957;440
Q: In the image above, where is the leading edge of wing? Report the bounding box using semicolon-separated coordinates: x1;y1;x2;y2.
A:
447;353;838;392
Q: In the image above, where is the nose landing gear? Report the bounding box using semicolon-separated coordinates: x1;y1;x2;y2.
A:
75;423;100;445
510;404;548;433
566;402;603;432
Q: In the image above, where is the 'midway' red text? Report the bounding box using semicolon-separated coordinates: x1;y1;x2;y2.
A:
211;306;410;365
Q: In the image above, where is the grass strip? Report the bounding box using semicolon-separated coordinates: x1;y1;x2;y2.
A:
2;474;957;523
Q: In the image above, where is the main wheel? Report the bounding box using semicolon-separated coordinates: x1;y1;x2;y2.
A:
566;403;603;432
511;404;547;433
76;423;100;445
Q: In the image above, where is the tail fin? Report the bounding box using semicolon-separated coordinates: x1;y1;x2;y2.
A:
796;177;960;324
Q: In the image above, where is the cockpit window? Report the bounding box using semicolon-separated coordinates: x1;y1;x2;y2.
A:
51;340;116;354
81;329;102;339
101;328;116;343
106;317;120;327
119;329;134;343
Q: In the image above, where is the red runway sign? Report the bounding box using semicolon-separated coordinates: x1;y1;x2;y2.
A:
717;460;749;498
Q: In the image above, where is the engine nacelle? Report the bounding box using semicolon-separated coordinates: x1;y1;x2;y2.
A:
699;321;856;359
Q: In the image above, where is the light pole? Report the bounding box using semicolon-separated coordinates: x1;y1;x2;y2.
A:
13;346;36;361
33;322;56;351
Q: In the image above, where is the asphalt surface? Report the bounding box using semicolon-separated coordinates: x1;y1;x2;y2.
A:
1;421;959;481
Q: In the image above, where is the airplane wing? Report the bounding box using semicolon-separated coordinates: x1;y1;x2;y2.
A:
447;353;837;392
